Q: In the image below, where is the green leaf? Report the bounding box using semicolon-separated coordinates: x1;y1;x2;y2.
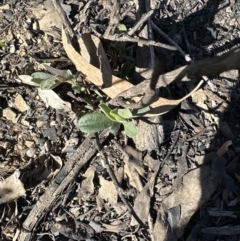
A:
117;24;127;32
0;40;5;48
132;106;151;115
116;41;126;50
117;108;132;119
40;75;60;89
99;104;116;121
123;121;138;138
110;110;126;122
79;113;115;133
31;78;42;86
119;55;135;62
94;89;103;97
72;85;83;94
160;86;171;98
31;72;53;80
109;122;121;135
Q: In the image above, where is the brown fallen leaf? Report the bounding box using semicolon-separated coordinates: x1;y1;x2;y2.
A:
77;165;95;199
79;33;112;88
38;89;71;112
0;170;25;204
62;28;203;117
98;175;118;205
163;163;217;239
130;161;160;226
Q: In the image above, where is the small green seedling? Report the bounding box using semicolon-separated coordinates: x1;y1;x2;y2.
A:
31;70;84;94
0;40;5;48
117;24;128;33
107;41;135;80
78;103;150;138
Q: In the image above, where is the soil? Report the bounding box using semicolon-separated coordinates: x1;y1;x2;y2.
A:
0;0;240;241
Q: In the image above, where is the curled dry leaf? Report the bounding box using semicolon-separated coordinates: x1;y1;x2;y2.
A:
62;28;203;116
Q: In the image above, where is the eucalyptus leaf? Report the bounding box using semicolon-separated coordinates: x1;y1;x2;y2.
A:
79;113;115;133
123;121;138;138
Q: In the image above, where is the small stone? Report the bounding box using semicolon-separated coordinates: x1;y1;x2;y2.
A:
2;108;16;120
26;148;36;157
15;94;29;112
9;44;15;53
25;140;34;148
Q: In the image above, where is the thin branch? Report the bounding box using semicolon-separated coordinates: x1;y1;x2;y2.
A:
151;20;186;59
103;33;177;50
95;134;146;228
128;9;154;36
151;21;214;89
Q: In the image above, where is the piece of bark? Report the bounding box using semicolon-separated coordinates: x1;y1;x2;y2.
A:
18;130;108;241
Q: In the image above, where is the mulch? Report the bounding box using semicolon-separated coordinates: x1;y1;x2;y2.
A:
0;0;240;240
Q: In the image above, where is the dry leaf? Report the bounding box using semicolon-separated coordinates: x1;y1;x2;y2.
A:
79;33;112;87
163;164;217;238
191;89;208;111
0;170;25;204
130;162;160;226
62;29;202;117
62;28;131;97
38;89;71;112
98;176;118;205
77;166;96;199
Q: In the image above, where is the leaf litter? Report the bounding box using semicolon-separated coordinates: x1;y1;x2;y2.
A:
0;0;240;241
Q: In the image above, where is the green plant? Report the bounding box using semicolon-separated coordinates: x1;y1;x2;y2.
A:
79;104;150;138
31;70;84;94
116;24;128;33
0;40;5;48
107;42;135;81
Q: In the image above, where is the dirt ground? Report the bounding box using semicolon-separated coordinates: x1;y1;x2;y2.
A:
0;0;240;240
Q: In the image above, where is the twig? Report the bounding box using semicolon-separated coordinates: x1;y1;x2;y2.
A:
95;134;146;228
151;21;187;60
151;21;215;89
160;130;180;169
103;34;177;50
103;1;121;38
51;0;74;38
128;9;154;36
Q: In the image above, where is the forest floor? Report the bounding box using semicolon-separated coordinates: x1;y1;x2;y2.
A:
0;0;240;240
